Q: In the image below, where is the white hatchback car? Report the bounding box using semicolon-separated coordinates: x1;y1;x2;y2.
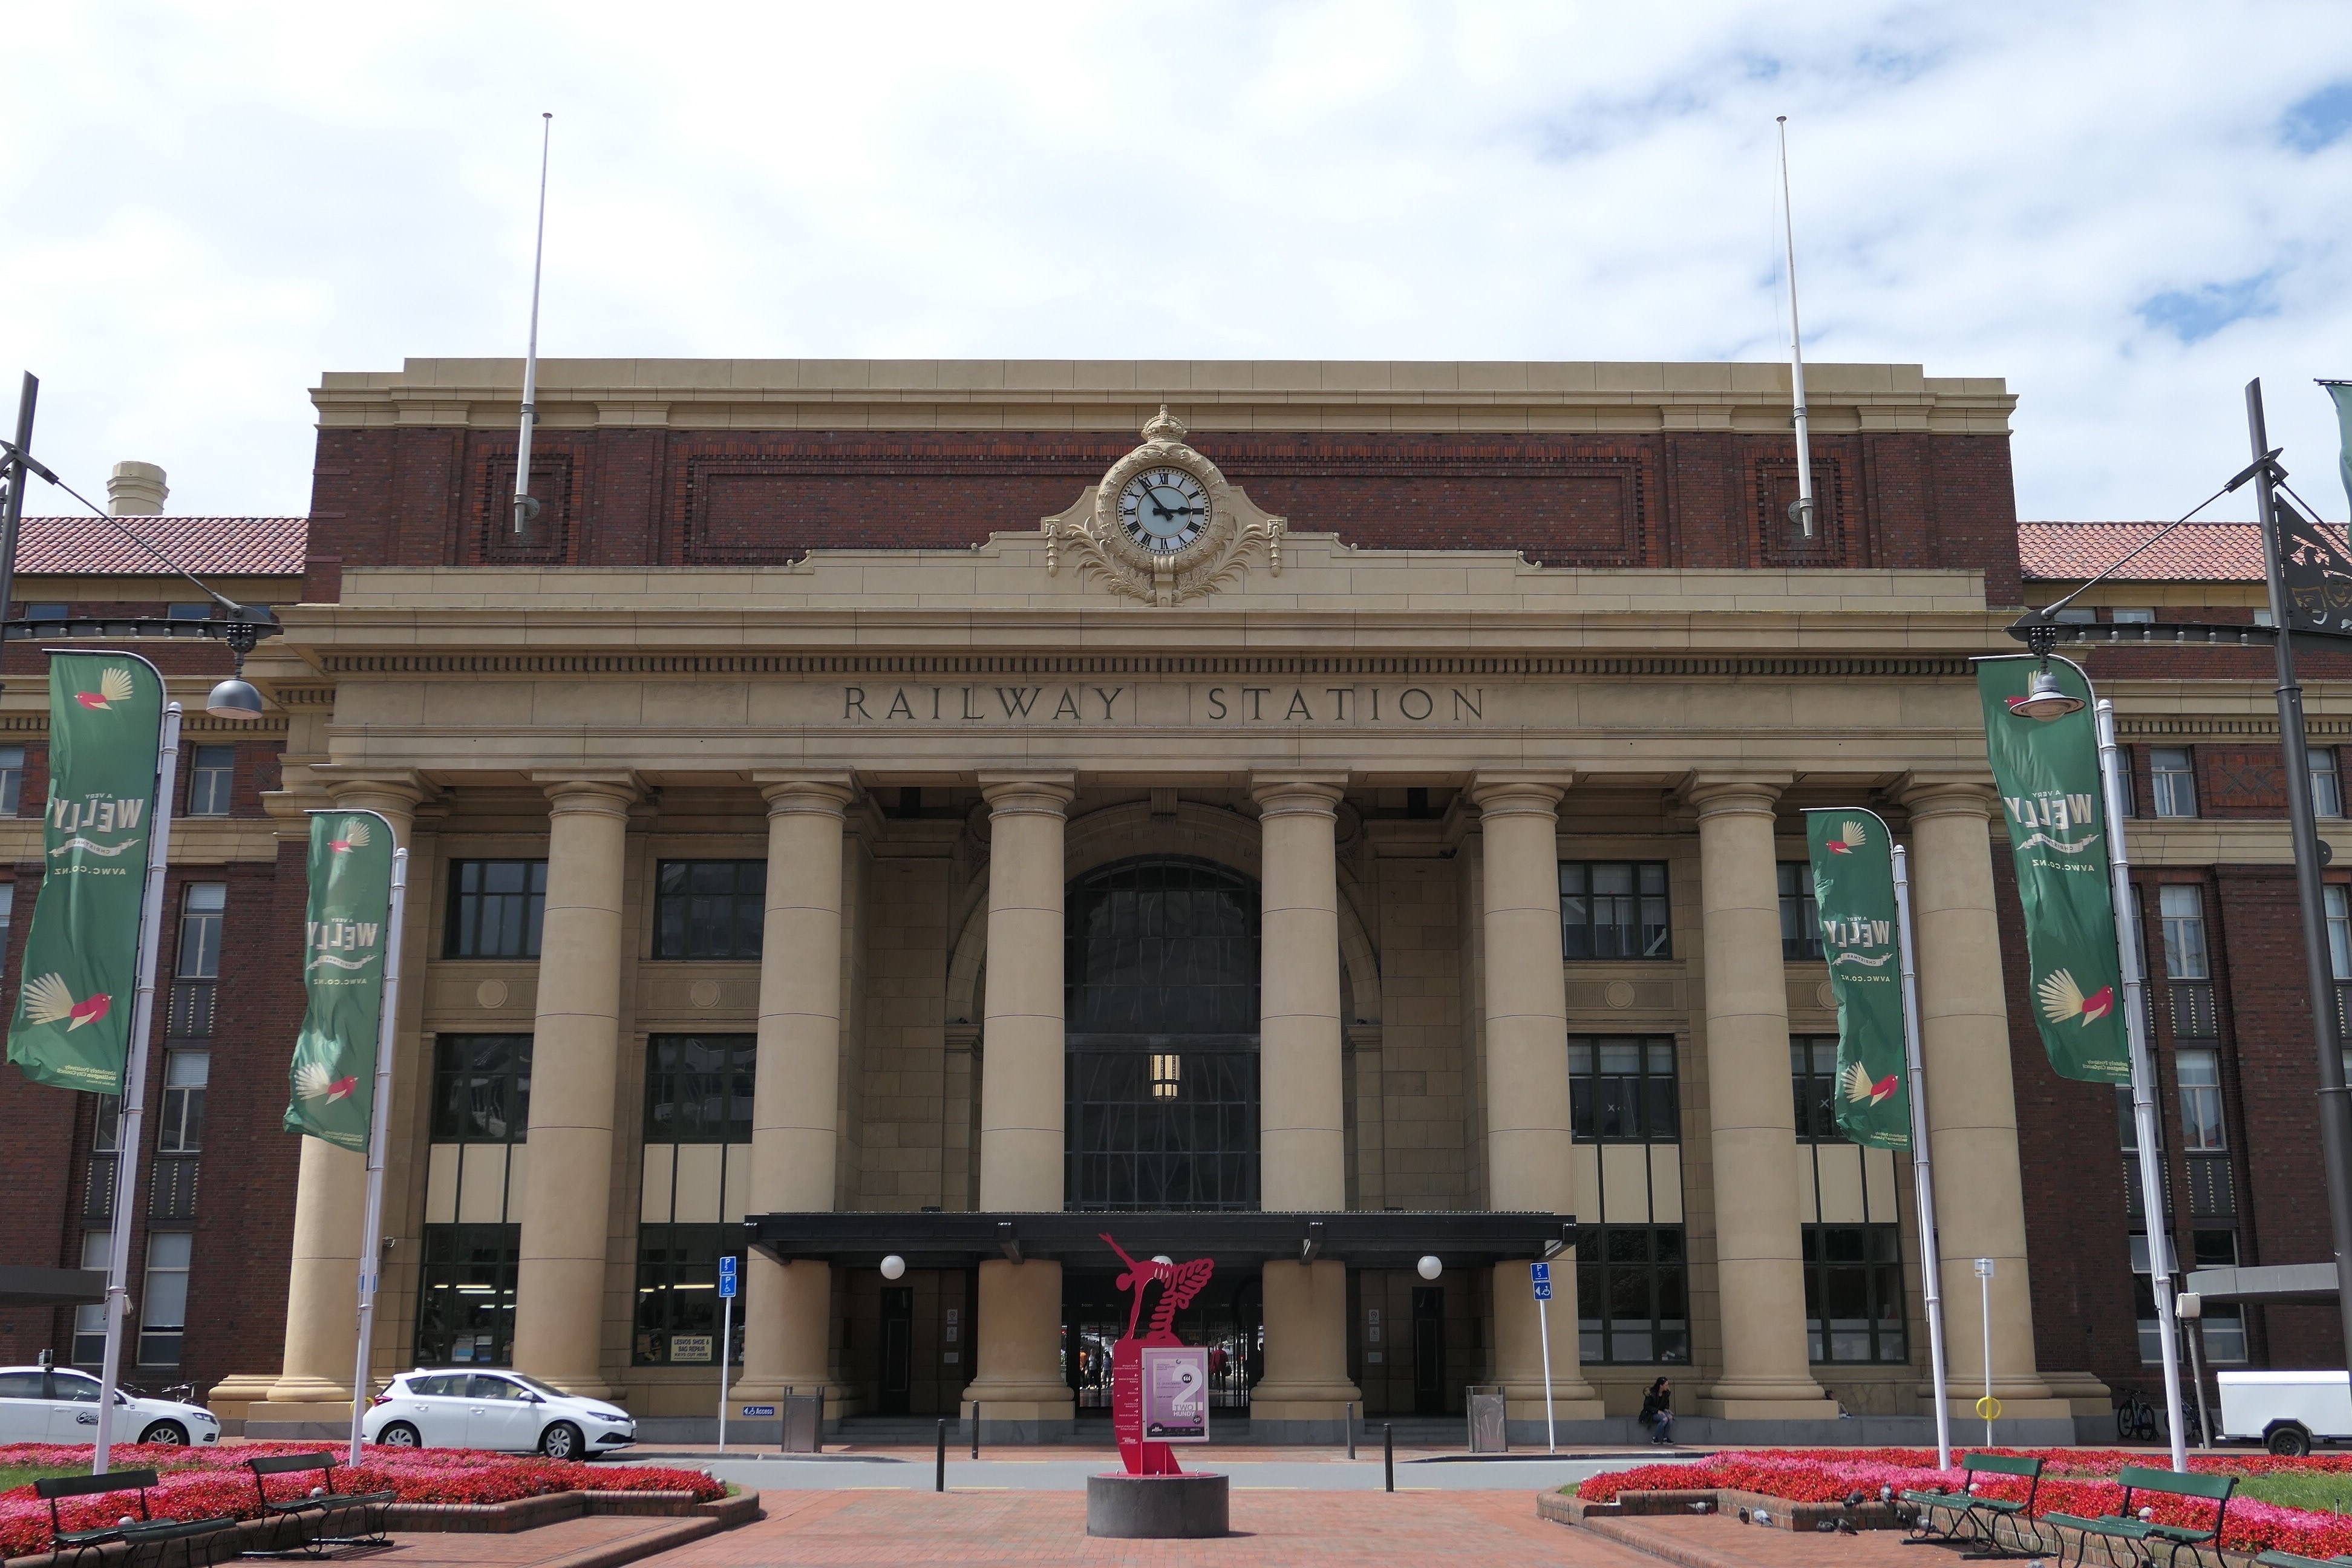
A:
0;1366;221;1445
363;1370;634;1459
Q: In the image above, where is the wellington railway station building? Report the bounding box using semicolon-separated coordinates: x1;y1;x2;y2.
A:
0;357;2345;1444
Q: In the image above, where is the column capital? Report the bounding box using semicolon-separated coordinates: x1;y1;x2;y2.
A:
1898;776;2001;820
1250;774;1347;817
760;779;855;817
979;776;1075;817
1684;775;1791;820
1466;775;1568;817
533;773;641;815
325;774;429;834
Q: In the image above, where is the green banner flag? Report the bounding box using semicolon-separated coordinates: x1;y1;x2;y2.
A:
1805;808;1910;1149
2327;381;2352;520
285;811;396;1151
1976;655;2131;1084
5;653;166;1093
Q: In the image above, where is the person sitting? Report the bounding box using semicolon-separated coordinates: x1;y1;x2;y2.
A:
1638;1377;1674;1445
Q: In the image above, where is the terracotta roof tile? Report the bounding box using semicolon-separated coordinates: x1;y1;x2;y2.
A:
2017;521;2282;583
12;515;307;577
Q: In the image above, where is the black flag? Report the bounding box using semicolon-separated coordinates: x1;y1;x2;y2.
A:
2275;489;2352;639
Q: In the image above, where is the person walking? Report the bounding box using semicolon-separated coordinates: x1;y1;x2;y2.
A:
1638;1377;1674;1445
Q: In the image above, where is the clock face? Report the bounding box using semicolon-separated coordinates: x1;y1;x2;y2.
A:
1117;466;1209;555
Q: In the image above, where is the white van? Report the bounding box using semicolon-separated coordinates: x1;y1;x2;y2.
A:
2216;1370;2352;1454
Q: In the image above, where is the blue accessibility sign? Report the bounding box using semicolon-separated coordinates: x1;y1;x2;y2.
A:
739;1405;776;1419
1530;1261;1552;1301
719;1255;738;1299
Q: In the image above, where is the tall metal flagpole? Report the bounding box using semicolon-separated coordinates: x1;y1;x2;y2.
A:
347;833;410;1466
1775;116;1815;538
0;373;39;648
2244;380;2352;1363
93;698;183;1475
512;113;553;536
2097;694;2189;1471
1890;846;1952;1470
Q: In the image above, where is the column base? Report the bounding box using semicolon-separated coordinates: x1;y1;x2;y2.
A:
241;1400;362;1441
1696;1396;1844;1422
258;1375;353;1405
1498;1382;1607;1425
204;1374;279;1435
957;1393;1076;1444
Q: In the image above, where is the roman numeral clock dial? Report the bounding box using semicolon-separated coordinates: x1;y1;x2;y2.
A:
1117;466;1209;554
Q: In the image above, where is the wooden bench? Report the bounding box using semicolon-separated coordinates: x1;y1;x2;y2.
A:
243;1453;396;1557
33;1469;237;1568
2044;1465;2236;1568
1898;1451;2046;1558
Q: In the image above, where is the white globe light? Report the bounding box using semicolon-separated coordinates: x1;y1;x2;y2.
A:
1151;1255;1174;1267
1416;1255;1442;1281
880;1255;906;1281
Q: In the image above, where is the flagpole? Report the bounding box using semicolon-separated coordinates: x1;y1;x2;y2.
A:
1890;845;1953;1470
1775;115;1815;539
2096;694;2189;1471
346;831;409;1466
93;697;181;1475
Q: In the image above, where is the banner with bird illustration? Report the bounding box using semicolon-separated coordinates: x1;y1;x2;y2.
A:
5;653;166;1093
1975;655;2132;1084
284;809;396;1149
1804;808;1910;1149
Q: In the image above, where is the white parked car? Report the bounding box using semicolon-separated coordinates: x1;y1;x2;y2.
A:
363;1370;634;1459
0;1365;220;1445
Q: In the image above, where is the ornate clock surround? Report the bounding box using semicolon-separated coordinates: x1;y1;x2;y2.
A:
1045;407;1285;606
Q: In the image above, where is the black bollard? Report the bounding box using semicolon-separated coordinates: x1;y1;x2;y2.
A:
1383;1423;1394;1492
1347;1402;1356;1461
970;1401;979;1459
936;1419;947;1492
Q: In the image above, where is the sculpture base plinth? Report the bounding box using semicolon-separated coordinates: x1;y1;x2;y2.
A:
1086;1472;1229;1539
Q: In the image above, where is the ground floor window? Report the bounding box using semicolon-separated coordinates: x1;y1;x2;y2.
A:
71;1231;108;1364
136;1232;193;1365
1576;1225;1688;1364
633;1223;745;1366
416;1223;520;1366
1802;1224;1906;1363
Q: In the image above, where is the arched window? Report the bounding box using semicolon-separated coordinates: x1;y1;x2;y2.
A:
1063;857;1259;1210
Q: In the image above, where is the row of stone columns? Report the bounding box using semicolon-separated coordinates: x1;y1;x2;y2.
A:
256;769;2053;1423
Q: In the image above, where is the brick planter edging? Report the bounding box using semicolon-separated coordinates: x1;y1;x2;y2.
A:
1;1489;762;1568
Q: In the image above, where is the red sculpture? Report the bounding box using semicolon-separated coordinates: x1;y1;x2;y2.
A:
1100;1232;1215;1475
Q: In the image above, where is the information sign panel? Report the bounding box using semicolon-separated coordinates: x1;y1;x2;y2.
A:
719;1255;738;1299
670;1335;714;1362
1531;1260;1552;1299
1140;1345;1210;1442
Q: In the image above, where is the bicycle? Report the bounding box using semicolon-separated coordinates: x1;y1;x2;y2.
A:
2114;1385;2158;1442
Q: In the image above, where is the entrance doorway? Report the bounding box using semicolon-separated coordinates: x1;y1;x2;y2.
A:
1411;1286;1445;1416
879;1287;912;1415
1063;1269;1261;1417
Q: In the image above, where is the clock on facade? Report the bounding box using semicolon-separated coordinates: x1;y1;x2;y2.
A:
1117;466;1210;555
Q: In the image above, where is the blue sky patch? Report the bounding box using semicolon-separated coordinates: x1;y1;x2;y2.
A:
2282;81;2352;151
2137;272;2278;344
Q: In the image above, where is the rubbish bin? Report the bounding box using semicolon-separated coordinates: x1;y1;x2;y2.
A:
780;1392;823;1453
1466;1384;1508;1453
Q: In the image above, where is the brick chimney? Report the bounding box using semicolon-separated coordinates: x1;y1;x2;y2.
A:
107;460;167;516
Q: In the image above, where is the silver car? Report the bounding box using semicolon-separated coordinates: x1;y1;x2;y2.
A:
0;1366;220;1445
362;1369;635;1459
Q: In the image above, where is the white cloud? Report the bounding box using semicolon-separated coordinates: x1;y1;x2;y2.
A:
2;0;2348;523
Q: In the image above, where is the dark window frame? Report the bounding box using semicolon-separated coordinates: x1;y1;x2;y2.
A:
430;1034;532;1145
444;860;548;959
185;745;234;817
0;743;24;818
1777;862;1823;960
415;1223;520;1367
1802;1223;1907;1364
1559;862;1671;960
632;1223;746;1367
1791;1035;1843;1143
1575;1224;1690;1365
1569;1036;1679;1143
643;1034;756;1144
652;859;767;960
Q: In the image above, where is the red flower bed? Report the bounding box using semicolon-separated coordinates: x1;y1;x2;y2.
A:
0;1442;724;1558
1576;1447;2352;1559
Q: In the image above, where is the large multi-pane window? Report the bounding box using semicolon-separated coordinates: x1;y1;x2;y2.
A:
1559;863;1670;959
644;1035;755;1143
1575;1226;1688;1364
2151;748;2198;818
186;746;234;816
71;1231;108;1364
1801;1224;1906;1363
1568;1038;1678;1142
2328;885;2351;980
652;860;766;960
2192;1230;2248;1362
1064;858;1260;1212
2315;751;2344;818
416;1224;520;1365
2177;1047;2225;1152
1777;863;1823;960
1789;1036;1844;1142
136;1233;192;1365
0;745;22;817
445;861;547;958
177;883;224;978
634;1226;746;1367
2159;886;2208;979
157;1050;207;1153
430;1036;532;1143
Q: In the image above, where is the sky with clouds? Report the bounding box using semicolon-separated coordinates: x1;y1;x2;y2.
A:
3;1;2350;523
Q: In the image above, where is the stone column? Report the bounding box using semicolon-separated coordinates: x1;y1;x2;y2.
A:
1249;777;1359;1437
962;778;1076;1437
256;781;423;1411
1903;781;2058;1410
510;776;638;1396
736;779;854;1412
1470;779;1600;1419
1689;779;1837;1418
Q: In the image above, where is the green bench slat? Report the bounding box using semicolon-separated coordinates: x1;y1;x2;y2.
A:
2118;1464;2238;1501
2254;1550;2352;1567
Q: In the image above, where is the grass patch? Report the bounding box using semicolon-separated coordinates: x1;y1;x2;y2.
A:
2238;1469;2352;1515
0;1461;90;1495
